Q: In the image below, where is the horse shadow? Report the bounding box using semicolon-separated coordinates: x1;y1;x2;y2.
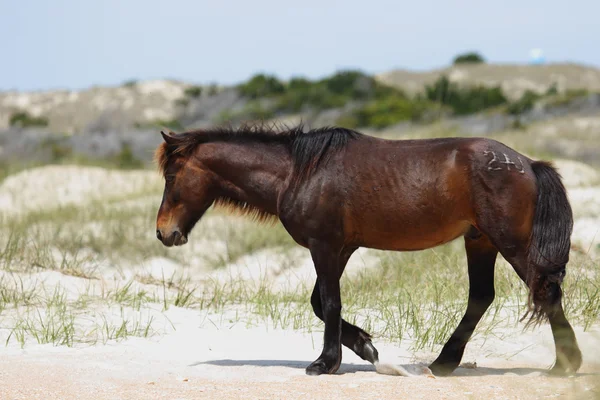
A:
191;359;600;378
190;359;374;374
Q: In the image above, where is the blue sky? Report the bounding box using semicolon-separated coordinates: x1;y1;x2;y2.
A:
1;0;598;91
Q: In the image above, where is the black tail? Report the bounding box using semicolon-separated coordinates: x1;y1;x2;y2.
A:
523;161;573;327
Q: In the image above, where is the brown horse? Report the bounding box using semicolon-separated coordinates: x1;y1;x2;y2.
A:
154;123;582;377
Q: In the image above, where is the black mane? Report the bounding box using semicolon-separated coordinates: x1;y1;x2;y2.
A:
156;122;361;180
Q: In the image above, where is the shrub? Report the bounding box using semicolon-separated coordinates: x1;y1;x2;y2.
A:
453;52;485;65
425;76;507;115
506;90;540;115
122;79;138;88
274;70;406;114
238;74;285;99
9;111;49;128
546;83;559;96
184;86;202;98
322;70;373;99
339;96;431;129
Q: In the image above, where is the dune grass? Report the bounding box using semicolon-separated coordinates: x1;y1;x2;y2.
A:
1;224;598;351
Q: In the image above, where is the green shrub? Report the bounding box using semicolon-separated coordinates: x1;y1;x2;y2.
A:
238;74;285;99
453;52;485;64
9;112;49;128
122;79;138;88
184;86;202;98
273;70;405;114
545;83;559;96
322;70;373;99
506;90;540;115
425;75;507;115
340;96;431;129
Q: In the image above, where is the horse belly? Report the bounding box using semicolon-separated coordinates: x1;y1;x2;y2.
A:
347;180;473;251
356;214;472;251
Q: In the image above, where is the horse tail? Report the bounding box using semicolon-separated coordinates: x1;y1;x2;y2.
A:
523;161;573;327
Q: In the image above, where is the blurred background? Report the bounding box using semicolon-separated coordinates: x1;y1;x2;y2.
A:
0;2;599;395
1;0;600;169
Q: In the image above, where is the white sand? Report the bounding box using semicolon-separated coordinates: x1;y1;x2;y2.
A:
1;303;599;399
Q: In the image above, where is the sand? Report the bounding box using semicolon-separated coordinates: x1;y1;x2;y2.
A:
1;309;599;400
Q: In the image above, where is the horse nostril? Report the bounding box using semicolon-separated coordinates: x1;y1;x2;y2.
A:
156;230;162;241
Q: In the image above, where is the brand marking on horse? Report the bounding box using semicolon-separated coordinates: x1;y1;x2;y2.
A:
484;151;525;173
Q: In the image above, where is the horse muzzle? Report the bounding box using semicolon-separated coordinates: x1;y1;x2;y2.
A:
156;229;188;247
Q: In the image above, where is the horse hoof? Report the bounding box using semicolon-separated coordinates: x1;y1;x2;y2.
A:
549;362;578;377
428;362;457;377
358;341;379;365
306;359;338;376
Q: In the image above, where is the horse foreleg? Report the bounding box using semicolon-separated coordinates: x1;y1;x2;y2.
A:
305;241;344;375
311;280;379;365
429;234;498;376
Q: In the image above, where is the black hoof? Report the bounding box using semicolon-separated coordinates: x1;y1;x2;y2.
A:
429;361;458;377
305;358;339;376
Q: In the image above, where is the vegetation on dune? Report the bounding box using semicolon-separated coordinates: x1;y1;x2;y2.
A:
9;111;49;128
424;75;507;116
233;70;437;128
453;51;486;65
183;85;203;98
506;90;540;116
229;60;580;129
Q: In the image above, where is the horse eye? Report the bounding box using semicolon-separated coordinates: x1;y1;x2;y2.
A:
165;175;175;184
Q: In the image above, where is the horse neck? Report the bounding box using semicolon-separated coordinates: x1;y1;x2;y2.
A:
199;140;292;216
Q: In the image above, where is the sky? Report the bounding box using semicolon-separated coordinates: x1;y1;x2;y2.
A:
1;0;598;92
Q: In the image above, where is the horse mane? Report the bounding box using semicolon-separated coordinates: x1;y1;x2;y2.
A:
154;122;361;220
155;122;361;177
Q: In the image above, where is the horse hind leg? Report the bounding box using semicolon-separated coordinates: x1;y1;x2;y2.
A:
547;300;582;375
429;229;498;376
484;229;582;375
497;250;581;375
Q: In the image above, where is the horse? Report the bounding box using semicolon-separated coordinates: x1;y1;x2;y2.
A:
154;123;582;377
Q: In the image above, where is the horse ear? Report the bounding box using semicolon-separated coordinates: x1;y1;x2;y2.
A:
160;130;178;145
